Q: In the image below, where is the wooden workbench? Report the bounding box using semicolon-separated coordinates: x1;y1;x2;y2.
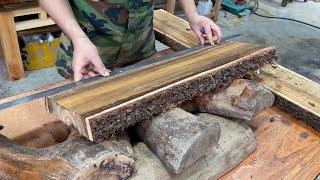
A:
0;9;318;179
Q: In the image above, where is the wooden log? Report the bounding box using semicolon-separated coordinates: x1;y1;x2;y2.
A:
183;79;275;120
171;113;256;179
153;9;320;131
136;108;221;174
0;130;136;179
131;142;171;180
46;42;276;142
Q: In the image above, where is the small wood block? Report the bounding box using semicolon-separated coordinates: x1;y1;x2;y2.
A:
46;42;276;142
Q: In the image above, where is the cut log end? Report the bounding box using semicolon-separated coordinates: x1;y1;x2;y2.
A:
136;108;221;174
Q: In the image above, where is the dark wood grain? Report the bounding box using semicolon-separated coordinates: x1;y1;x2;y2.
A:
47;42;276;141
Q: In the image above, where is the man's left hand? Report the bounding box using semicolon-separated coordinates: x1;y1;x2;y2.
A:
189;15;222;45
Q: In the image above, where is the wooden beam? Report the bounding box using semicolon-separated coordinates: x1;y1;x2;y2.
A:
153;9;320;130
212;0;222;22
166;0;176;14
255;65;320;130
46;42;276;142
0;11;24;80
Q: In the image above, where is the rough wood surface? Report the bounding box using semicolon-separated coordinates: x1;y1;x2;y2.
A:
183;79;275;120
0;130;136;179
255;65;320;131
154;9;320;130
220;107;320;179
0;44;318;179
131;142;171;180
171;113;256;180
0;11;24;80
136;108;221;174
47;42;276;141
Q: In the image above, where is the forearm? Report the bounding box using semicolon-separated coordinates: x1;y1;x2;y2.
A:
39;0;87;43
179;0;199;22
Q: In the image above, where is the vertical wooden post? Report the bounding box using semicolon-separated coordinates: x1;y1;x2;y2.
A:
212;0;222;22
0;11;24;80
39;8;48;20
166;0;176;14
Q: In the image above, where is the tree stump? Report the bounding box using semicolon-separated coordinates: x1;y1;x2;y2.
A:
0;129;136;179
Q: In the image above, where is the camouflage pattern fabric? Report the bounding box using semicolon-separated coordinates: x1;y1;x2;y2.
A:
56;0;156;78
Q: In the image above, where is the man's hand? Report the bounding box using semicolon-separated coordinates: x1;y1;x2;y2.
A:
189;14;222;45
72;37;110;81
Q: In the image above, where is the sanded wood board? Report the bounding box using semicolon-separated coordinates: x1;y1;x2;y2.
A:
154;9;320;130
46;43;276;141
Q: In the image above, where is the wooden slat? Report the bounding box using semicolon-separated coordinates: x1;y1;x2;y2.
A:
15;18;55;31
46;42;276;141
153;9;320;130
0;11;24;80
256;65;320;130
0;0;35;6
12;6;42;17
154;10;199;51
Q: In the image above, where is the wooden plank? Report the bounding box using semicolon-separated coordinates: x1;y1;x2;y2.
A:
153;9;320;130
12;6;42;17
255;65;320;130
46;43;276;141
15;18;55;31
0;0;35;6
220;107;320;179
0;11;24;80
154;10;199;51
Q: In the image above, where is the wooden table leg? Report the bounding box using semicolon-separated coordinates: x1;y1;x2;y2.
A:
0;11;24;80
166;0;176;14
212;0;222;22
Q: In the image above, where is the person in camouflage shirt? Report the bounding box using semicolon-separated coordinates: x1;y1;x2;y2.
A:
40;0;222;81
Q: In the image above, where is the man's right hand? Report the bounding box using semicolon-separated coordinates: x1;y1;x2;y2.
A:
72;37;111;81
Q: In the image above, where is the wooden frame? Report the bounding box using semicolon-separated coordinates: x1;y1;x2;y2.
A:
0;6;55;80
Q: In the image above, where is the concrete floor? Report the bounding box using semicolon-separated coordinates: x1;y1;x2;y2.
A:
0;0;319;99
